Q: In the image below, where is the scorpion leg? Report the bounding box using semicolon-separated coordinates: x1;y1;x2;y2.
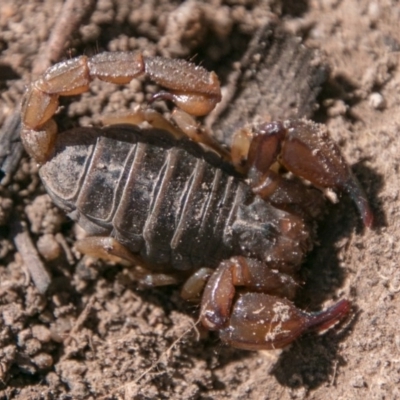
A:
200;256;350;350
181;268;214;302
101;108;186;140
252;169;326;220
171;108;231;161
75;236;181;287
102;108;231;161
75;236;141;265
243;119;373;228
21;52;221;164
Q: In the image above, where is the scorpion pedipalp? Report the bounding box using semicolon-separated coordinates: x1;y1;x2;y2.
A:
200;256;350;350
245;120;373;228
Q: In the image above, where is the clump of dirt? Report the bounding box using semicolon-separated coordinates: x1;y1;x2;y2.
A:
0;1;399;399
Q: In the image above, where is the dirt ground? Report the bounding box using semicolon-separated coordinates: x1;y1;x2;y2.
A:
0;0;399;399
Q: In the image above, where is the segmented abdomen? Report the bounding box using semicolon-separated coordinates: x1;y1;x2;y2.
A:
41;126;251;271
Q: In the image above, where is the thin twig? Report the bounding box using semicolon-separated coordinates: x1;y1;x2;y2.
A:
33;0;96;75
205;23;275;129
11;218;51;294
62;295;97;351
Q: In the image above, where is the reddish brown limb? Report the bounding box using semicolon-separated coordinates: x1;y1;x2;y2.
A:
102;108;186;140
137;271;181;288
75;237;181;287
253;170;326;220
75;236;141;266
246;120;373;228
102;108;231;162
21;52;222;164
181;267;214;301
87;52;144;84
145;57;221;116
200;256;350;350
230;126;253;172
171;109;231;161
200;256;299;330
219;294;350;350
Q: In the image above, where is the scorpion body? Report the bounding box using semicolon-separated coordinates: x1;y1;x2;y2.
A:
41;126;307;275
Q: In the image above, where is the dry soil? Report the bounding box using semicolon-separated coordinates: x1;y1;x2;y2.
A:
0;1;399;399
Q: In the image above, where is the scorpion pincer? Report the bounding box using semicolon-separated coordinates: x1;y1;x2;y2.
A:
20;51;373;350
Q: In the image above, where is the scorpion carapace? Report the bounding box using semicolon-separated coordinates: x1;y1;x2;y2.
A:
20;51;373;350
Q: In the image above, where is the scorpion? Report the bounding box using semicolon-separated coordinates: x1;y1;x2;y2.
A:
20;51;373;350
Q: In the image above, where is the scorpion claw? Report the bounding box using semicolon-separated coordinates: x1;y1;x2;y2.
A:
246;119;373;227
219;294;350;351
202;256;351;350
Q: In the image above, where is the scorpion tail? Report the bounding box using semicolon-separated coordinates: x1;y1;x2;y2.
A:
303;298;351;334
342;173;374;229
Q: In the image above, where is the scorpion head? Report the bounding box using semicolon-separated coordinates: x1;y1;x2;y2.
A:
39;127;99;214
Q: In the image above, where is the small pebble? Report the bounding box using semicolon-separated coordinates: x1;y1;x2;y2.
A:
32;352;53;370
31;325;52;343
350;374;366;388
369;92;386;110
37;234;61;261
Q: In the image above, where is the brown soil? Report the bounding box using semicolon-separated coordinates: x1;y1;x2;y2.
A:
0;1;399;399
